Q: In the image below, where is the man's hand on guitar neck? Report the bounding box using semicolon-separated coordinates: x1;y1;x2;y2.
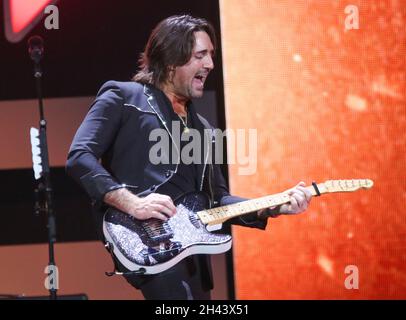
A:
259;181;313;218
104;188;177;221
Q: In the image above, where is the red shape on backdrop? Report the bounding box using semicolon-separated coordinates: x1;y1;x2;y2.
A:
4;0;59;43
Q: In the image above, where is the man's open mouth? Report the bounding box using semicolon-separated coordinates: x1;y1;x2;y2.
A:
194;73;207;87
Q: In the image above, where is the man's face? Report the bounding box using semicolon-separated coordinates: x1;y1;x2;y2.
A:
169;31;215;100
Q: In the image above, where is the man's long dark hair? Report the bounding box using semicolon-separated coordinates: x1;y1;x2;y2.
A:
132;15;217;87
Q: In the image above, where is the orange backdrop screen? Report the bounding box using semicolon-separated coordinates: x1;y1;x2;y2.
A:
220;0;405;299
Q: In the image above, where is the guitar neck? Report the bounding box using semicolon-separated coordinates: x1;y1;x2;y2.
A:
197;179;373;226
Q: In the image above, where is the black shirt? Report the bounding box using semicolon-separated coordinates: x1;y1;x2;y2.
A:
154;89;199;201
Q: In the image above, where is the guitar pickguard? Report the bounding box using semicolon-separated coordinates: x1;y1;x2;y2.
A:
103;192;232;274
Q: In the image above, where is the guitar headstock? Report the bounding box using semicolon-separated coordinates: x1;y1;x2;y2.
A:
323;179;374;193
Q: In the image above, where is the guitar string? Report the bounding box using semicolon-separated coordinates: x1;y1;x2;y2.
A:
144;195;287;235
143;182;369;235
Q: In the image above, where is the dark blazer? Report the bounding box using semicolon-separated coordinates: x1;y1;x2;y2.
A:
66;81;268;289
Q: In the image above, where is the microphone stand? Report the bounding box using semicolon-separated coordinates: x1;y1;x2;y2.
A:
30;41;58;300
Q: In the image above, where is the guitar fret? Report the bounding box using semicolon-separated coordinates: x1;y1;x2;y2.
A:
246;202;256;212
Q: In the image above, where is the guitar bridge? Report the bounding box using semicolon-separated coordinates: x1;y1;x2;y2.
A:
142;241;182;264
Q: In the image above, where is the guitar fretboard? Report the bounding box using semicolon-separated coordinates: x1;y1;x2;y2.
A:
197;179;373;225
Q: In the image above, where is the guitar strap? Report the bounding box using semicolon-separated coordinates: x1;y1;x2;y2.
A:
312;181;321;196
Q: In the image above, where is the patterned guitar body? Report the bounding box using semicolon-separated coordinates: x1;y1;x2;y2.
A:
103;191;232;274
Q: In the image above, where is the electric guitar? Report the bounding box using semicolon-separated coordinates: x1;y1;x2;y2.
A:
103;179;373;275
